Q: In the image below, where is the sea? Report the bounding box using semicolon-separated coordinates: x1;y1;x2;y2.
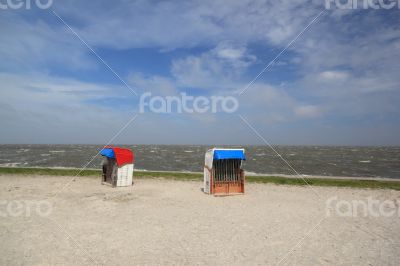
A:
0;145;399;179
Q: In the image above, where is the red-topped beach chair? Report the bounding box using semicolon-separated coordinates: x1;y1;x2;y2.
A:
100;146;135;187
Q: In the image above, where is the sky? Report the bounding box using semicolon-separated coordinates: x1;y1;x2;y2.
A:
0;0;399;145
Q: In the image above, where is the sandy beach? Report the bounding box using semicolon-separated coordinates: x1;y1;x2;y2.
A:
1;174;399;265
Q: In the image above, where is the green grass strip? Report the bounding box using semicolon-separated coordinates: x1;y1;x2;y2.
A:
0;167;399;190
247;175;400;191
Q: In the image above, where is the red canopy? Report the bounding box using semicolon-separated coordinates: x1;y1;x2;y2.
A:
104;146;134;166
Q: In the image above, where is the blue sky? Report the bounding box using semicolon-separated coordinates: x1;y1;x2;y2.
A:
0;0;399;145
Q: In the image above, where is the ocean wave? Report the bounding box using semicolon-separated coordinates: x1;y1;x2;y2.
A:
0;163;21;167
17;149;30;153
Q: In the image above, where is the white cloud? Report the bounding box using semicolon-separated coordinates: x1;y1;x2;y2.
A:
239;82;318;123
128;73;177;96
0;72;130;127
0;13;95;72
54;0;323;50
171;43;255;89
319;71;349;82
171;54;225;89
216;47;245;60
294;105;323;118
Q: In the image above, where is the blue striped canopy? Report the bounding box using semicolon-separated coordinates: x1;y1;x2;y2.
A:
213;149;246;160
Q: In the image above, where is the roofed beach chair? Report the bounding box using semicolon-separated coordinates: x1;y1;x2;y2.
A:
204;148;246;195
100;146;135;187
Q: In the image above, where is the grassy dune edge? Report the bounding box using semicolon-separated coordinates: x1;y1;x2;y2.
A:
0;167;399;191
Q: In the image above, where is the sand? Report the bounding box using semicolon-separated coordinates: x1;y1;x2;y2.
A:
1;175;399;265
